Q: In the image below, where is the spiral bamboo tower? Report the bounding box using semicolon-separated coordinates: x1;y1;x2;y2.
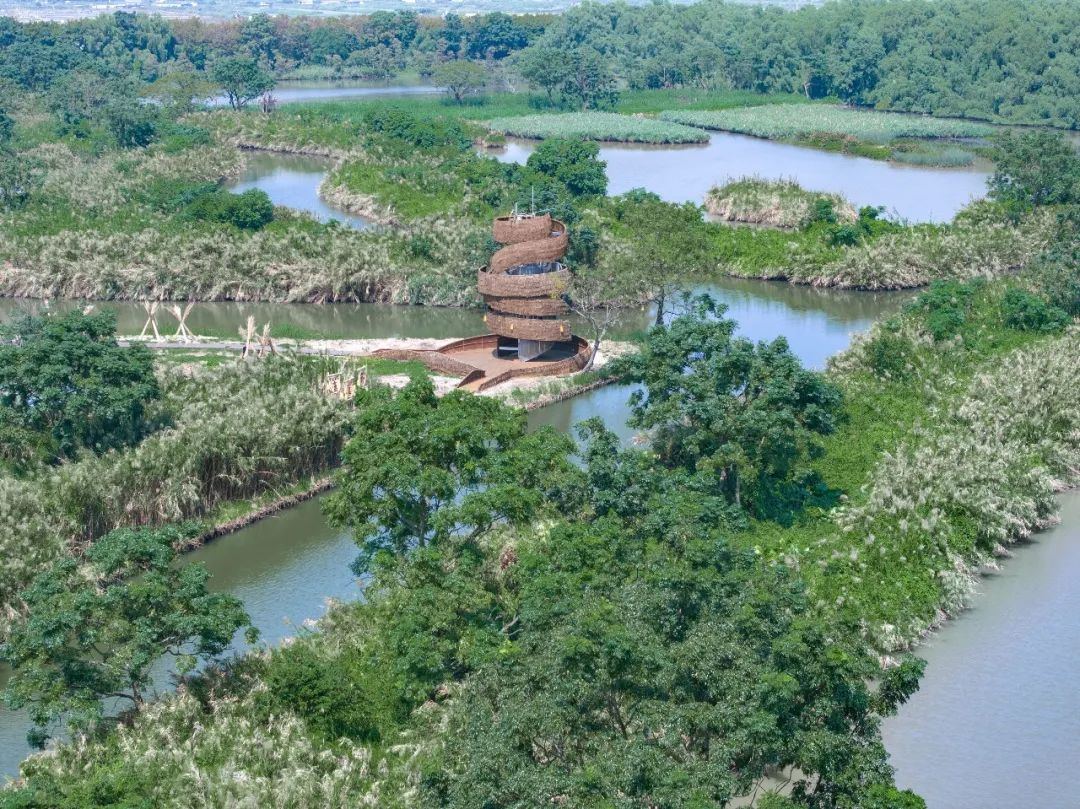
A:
478;212;574;361
374;211;591;389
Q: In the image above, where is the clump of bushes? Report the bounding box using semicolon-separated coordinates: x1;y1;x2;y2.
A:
905;278;980;341
1001;287;1069;332
183;187;275;230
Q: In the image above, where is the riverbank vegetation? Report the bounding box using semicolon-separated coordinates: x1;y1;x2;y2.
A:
485;111;708;144
662;106;990;165
706;178;858;229
0;312;363;626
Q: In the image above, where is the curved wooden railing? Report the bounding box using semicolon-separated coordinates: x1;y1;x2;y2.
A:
477;267;571;298
492;213;554;245
484;311;573;342
482;295;568;317
490;228;569;274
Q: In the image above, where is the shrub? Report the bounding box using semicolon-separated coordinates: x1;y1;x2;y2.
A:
906;279;980;341
157;122;212;153
1001;287;1069;332
263;642;381;743
184;187;274;230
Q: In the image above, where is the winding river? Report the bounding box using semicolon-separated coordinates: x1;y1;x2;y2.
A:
0;84;1068;807
0;281;908;778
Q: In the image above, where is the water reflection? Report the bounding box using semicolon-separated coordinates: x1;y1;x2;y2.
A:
489;134;989;224
226;153;372;229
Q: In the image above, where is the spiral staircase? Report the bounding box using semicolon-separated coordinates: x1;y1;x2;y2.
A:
477;212;573;361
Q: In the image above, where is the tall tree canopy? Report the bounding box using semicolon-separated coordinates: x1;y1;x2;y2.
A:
2;523;255;746
324;377;581;574
0;310;162;469
616;298;842;522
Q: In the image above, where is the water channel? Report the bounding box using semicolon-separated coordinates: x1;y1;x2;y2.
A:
0;82;1067;806
0;280;908;778
487;135;989;224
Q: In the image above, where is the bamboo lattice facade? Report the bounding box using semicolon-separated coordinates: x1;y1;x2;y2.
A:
478;213;577;360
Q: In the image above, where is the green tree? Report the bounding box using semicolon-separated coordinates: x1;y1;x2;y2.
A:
608;192;715;324
0;107;13;142
143;67;215;115
526;138;607;197
324;377;581;573
0;310;162;465
988;131;1080;211
1;523;255;746
560;48;618;110
184;187;274;230
211;57;274;111
105;96;158;148
615;298;842;521
432;60;488;104
423;513;924;808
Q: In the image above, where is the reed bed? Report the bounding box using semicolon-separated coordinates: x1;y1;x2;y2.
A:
706;177;857;228
820;325;1080;648
17;686;385;807
484;112;708;144
660;105;994;141
0;358;352;619
791;208;1057;289
0;217;486;305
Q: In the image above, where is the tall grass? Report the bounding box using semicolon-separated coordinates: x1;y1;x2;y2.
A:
0;358;352;618
484;112;708;144
660;105;994;141
705;177;857;228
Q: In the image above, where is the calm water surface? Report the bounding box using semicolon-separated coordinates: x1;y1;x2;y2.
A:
882;491;1080;809
226;153;373;229
488;134;989;224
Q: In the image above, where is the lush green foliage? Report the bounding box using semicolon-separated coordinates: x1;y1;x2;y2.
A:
212;57;275;110
0;356;351;618
486;111;707;144
0;311;161;469
2;523;254;746
531;0;1080;127
424;512;922;808
325;377;580;573
183;187;275;230
616;298;842;523
524;138;607;197
661;106;992;142
988;130;1080;211
432;60;489;104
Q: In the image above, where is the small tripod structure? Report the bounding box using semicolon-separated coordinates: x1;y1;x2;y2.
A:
139;302;162;341
168;303;195;343
239;317;276;359
260;92;278;114
257;323;276;357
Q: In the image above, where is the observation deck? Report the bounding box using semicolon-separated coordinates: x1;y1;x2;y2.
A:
477;213;573;360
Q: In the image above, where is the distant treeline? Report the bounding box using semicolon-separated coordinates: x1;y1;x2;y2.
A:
2;0;1080;125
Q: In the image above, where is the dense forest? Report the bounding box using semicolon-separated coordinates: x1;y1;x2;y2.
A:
2;0;1080;125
